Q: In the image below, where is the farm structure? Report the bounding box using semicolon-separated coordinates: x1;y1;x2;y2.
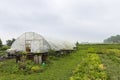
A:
9;32;75;63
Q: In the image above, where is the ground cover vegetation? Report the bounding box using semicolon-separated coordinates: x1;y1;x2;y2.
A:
0;44;120;80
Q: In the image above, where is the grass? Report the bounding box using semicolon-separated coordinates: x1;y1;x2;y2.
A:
99;53;120;80
0;44;120;80
79;44;120;80
0;51;84;80
70;52;107;80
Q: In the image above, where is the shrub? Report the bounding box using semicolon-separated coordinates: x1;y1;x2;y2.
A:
0;45;10;51
31;66;40;72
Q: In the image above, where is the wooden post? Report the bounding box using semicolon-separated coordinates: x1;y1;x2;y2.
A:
34;54;42;64
38;55;42;64
34;55;38;64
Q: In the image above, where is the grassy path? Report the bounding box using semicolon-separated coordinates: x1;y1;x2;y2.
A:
99;54;120;80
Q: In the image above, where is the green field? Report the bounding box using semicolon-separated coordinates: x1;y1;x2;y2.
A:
0;44;120;80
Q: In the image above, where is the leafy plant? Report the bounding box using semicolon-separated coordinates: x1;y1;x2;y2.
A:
0;44;120;80
31;66;41;72
87;47;96;53
70;53;107;80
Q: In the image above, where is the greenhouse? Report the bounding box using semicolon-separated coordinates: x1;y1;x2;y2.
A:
6;32;76;64
11;32;75;53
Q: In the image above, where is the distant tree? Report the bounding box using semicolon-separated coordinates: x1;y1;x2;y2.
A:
6;38;15;46
0;38;3;47
75;41;80;50
104;35;120;44
76;41;79;46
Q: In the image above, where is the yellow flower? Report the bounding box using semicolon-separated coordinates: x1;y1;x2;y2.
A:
99;64;106;70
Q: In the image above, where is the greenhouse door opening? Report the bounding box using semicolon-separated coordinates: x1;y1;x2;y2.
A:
25;40;31;52
26;45;31;52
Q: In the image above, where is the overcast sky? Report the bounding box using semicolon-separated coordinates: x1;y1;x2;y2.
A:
0;0;120;44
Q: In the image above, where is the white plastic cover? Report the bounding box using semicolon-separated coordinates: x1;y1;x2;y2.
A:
11;32;75;53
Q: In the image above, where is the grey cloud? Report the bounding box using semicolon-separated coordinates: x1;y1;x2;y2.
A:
1;0;120;43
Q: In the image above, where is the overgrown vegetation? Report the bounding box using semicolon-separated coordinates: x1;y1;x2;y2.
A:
0;44;120;80
78;44;120;80
0;45;10;57
70;53;107;80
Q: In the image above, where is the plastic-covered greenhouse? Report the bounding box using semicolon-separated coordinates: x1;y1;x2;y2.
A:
11;32;76;53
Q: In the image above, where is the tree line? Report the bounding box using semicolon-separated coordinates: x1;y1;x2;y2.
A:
104;35;120;44
0;38;15;50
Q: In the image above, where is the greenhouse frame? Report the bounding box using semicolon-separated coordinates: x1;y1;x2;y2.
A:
11;32;75;53
9;32;76;63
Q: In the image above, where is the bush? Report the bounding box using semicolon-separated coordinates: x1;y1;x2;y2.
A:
17;60;45;74
31;66;40;72
0;45;10;51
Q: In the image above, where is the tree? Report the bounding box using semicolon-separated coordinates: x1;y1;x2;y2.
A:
0;38;2;48
76;41;79;46
104;35;120;44
6;38;15;46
